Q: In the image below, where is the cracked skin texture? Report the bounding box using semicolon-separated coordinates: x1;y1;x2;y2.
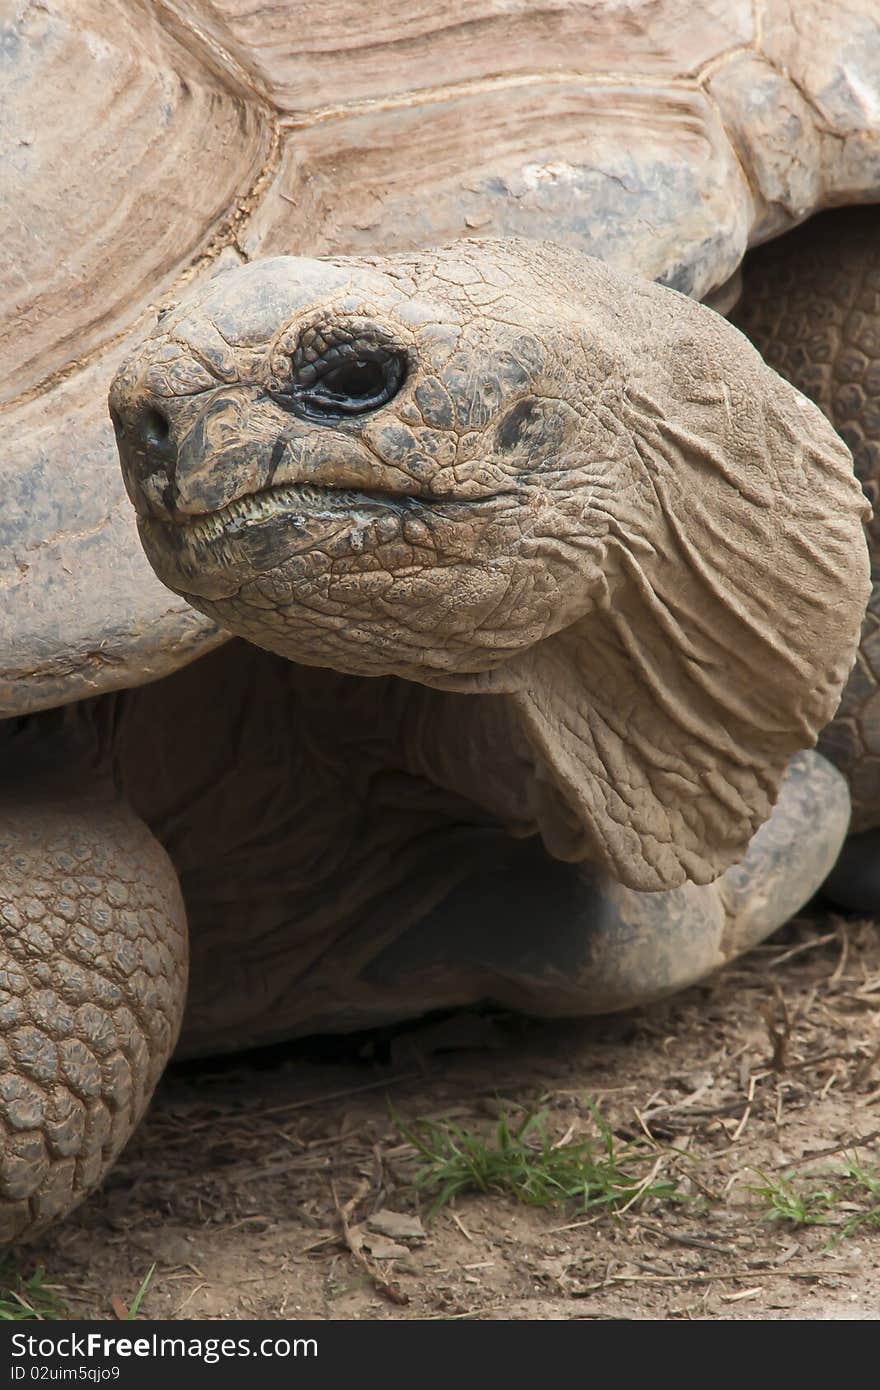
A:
0;766;186;1244
112;238;869;895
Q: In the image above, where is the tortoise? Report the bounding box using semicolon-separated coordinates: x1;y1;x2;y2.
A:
2;0;879;1245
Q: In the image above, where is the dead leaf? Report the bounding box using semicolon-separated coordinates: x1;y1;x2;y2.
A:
366;1209;426;1243
361;1233;410;1261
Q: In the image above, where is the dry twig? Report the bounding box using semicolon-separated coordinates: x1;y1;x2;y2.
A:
331;1180;409;1307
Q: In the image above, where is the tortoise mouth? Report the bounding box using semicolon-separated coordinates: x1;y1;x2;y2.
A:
170;479;430;543
137;477;521;604
160;478;515;544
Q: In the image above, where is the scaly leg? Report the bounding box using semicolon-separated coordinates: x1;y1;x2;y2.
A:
0;786;186;1243
735;207;880;910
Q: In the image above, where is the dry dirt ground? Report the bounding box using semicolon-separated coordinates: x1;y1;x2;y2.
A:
24;909;880;1322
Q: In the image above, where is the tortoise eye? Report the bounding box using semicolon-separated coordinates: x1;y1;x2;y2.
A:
271;339;407;421
306;353;405;414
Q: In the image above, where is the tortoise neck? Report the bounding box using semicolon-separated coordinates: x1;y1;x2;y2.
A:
400;682;560;845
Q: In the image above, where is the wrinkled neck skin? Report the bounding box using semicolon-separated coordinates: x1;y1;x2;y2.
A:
0;635;579;860
399;679;583;856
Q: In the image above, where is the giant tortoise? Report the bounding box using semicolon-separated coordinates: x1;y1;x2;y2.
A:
2;0;879;1244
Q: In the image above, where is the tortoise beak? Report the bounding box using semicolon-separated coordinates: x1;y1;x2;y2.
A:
111;365;274;525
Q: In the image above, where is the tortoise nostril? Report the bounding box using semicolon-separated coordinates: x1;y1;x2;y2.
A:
143;405;170;446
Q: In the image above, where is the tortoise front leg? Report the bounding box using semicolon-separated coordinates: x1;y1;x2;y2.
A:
733;207;880;834
0;791;187;1244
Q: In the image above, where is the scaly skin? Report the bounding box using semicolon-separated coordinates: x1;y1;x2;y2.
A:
734;207;880;828
734;207;880;912
0;757;186;1243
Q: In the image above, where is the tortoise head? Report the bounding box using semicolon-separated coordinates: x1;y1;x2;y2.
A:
110;244;621;683
109;240;870;892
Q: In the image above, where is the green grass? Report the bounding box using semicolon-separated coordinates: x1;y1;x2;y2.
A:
125;1263;156;1320
750;1153;880;1241
0;1258;65;1320
749;1170;836;1227
393;1105;684;1218
0;1258;155;1322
